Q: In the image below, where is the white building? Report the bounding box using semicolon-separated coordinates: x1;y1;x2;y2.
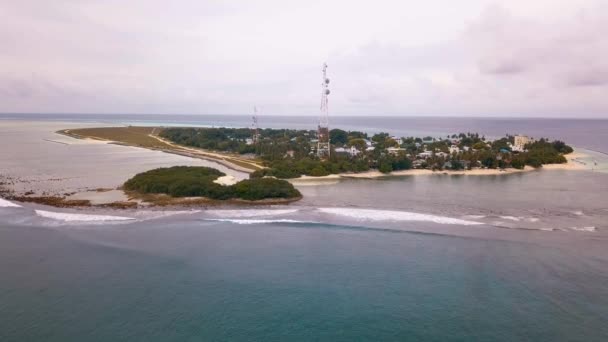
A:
449;145;460;154
513;135;532;152
335;146;361;157
417;151;433;159
390;136;403;146
387;147;406;156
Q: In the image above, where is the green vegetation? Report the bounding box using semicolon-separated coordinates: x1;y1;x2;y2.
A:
123;166;301;201
160;127;258;154
233;178;301;201
159;127;574;178
329;129;348;145
251;156;371;179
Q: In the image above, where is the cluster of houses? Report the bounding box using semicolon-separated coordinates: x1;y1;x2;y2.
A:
271;129;534;169
331;133;533;164
334;138;375;156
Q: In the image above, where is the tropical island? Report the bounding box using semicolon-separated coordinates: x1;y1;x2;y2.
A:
60;125;578;180
0;125;583;209
159;127;575;178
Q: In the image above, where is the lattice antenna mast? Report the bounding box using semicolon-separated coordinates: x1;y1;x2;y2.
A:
251;106;260;144
317;63;331;159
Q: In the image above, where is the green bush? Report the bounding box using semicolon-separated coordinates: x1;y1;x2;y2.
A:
124;166;300;201
233;178;301;200
309;166;329;177
379;162;393;173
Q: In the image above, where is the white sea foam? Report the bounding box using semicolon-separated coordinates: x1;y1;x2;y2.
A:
463;215;486;219
131;210;201;220
526;218;540;223
318;208;483;226
0;198;21;208
35;210;135;222
570;226;596;232
206;218;310;225
499;216;521;221
205;209;299;218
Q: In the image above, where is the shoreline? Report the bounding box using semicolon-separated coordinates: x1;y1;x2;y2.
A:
291;151;589;181
0;125;592;210
1;191;302;210
1;146;590;209
288;167;533;182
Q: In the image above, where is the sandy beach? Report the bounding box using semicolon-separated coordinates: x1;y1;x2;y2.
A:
542;151;588;170
289;150;592;181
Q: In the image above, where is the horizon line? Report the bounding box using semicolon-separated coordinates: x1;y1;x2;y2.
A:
1;112;607;120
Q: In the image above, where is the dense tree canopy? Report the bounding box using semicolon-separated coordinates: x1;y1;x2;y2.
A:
329;129;348;145
124;166;301;200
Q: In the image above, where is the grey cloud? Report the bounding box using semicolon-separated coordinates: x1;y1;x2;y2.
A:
0;80;35;98
0;76;74;99
566;69;608;87
468;3;608;89
478;59;526;75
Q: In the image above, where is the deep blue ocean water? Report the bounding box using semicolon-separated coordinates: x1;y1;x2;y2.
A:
2;219;608;342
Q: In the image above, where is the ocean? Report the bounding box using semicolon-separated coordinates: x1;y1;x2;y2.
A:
3;113;608;153
1;114;608;341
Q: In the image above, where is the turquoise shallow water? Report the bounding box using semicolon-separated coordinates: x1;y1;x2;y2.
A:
1;220;608;341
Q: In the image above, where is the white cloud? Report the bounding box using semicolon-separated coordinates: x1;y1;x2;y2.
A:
0;0;606;117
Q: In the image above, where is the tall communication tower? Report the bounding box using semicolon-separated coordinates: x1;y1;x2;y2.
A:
317;63;331;159
251;106;260;144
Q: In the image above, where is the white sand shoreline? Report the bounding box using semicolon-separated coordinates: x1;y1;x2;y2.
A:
290;150;590;181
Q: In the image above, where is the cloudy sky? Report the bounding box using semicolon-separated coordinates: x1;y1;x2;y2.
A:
2;0;607;117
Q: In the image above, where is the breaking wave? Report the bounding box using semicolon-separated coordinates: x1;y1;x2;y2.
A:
318;208;483;226
205;218;312;225
0;198;21;208
569;226;596;232
499;216;521;221
35;210;135;222
205;209;299;218
463;215;486;220
130;210;201;220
